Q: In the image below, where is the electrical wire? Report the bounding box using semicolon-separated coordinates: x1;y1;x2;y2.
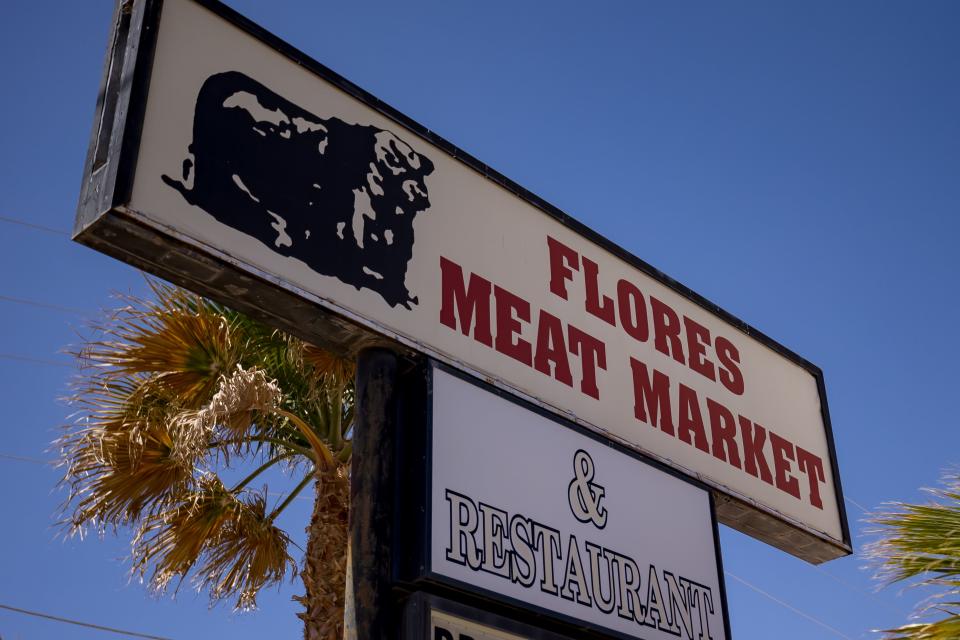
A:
0;452;52;465
725;571;854;639
0;452;312;502
0;294;88;367
845;496;870;514
0;603;174;640
0;293;88;314
0;353;72;367
810;564;908;616
0;214;70;237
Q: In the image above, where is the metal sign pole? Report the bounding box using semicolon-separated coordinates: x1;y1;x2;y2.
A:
350;348;400;639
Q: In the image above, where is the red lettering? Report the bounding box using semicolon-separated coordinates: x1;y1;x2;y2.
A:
683;316;715;382
769;432;801;500
547;236;579;300
583;256;615;326
616;279;649;343
494;285;532;366
797;447;826;509
439;257;492;347
738;416;773;485
534;310;573;387
716;336;744;395
650;297;685;365
707;399;741;469
629;358;674;436
568;325;606;400
677;384;709;452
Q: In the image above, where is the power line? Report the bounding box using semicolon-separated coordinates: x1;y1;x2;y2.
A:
725;571;854;640
810;564;909;616
0;453;311;502
0;214;70;237
0;452;52;465
0;353;72;367
0;603;174;640
0;293;88;314
845;496;870;514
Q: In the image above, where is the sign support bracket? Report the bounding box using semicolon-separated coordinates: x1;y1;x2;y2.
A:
350;347;401;639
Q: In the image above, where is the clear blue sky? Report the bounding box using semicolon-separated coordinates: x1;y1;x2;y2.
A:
1;1;959;638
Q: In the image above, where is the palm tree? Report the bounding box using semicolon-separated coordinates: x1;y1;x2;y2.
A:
868;474;960;639
57;280;355;640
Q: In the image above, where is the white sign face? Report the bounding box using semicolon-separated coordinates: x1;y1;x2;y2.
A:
403;594;576;640
431;611;528;640
79;0;849;559
429;368;728;640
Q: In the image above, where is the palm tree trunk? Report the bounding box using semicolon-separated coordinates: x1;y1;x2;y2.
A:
296;463;350;640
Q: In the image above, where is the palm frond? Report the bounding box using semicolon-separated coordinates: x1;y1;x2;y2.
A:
58;378;194;533
174;364;283;462
60;424;192;533
58;278;355;621
132;474;296;610
78;285;238;408
302;345;355;390
197;488;298;610
881;613;960;640
215;305;354;456
868;475;960;638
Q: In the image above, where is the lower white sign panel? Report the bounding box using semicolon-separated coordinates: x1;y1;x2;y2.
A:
402;593;576;640
429;367;729;640
431;611;529;640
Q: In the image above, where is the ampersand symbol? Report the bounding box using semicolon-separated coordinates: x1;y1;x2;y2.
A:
568;449;608;529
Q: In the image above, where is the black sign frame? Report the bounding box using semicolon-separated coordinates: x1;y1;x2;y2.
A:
75;0;849;563
394;361;733;640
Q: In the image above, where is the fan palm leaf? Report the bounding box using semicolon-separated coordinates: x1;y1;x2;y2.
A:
82;283;239;407
58;279;355;629
868;475;960;639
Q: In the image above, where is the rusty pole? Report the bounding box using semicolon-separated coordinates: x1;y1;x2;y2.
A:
350;347;399;639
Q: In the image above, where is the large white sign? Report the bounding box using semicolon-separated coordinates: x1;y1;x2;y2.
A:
401;593;576;640
429;368;729;640
431;611;530;640
76;0;849;560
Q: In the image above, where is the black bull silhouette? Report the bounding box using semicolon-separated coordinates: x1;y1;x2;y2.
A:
163;71;435;309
